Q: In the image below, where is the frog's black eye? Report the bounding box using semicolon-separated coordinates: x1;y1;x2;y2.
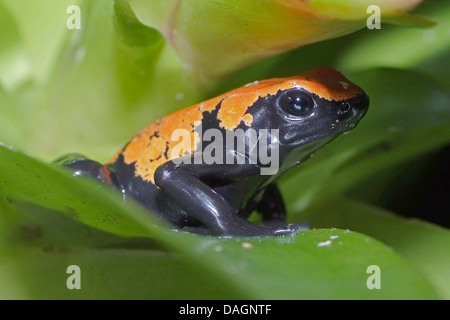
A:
277;89;315;118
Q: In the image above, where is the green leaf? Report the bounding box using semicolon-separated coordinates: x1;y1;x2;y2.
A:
0;147;165;239
309;0;426;22
128;0;364;81
220;1;448;93
126;0;435;81
0;146;438;299
178;229;438;299
0;203;235;299
382;13;436;28
0;145;243;299
300;198;450;299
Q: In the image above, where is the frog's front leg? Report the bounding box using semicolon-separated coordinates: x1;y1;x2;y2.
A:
154;157;300;237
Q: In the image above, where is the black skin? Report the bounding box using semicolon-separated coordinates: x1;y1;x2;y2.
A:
61;88;369;236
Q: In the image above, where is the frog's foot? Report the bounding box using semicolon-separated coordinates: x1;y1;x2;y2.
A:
213;219;310;237
271;223;310;236
179;221;309;237
262;218;310;234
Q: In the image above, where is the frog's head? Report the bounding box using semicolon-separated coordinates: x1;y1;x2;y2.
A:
271;67;369;150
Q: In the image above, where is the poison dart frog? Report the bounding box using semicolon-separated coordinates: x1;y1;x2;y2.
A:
59;68;369;237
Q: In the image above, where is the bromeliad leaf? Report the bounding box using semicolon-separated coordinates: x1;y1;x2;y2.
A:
125;0;431;82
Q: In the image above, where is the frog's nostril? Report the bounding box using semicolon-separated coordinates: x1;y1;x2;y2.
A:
337;102;351;116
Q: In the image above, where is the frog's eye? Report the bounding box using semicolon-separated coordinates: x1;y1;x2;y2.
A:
277;89;315;118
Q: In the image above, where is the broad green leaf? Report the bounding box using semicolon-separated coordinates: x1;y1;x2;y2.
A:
382;13;435;28
0;203;235;299
0;146;438;299
0;145;245;299
127;0;362;82
300;198;450;299
0;145;167;239
177;228;438;299
127;0;431;81
0;247;234;299
213;0;448;95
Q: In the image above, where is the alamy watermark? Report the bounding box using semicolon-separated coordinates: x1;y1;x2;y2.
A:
171;123;280;176
66;5;81;30
366;265;381;289
66;265;81;290
367;5;381;30
67;4;382;31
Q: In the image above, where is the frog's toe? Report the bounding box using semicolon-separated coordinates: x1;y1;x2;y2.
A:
289;222;310;231
273;223;310;236
180;226;213;236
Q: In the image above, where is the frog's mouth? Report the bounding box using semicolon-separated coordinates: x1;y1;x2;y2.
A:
284;119;361;149
285;132;337;150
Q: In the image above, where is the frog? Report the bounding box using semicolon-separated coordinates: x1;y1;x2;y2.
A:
59;67;369;237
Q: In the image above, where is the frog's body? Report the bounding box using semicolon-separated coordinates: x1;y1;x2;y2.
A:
63;68;369;236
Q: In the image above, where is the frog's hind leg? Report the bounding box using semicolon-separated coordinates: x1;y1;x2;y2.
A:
54;154;122;190
258;183;310;231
